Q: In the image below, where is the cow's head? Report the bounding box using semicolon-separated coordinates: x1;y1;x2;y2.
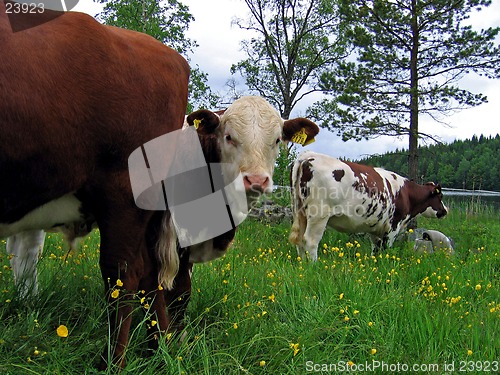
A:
186;96;319;197
421;183;448;218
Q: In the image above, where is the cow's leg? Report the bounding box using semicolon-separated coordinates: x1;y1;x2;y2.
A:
137;211;178;353
164;249;192;340
98;246;142;370
302;215;329;261
138;255;171;354
167;228;235;341
370;235;388;256
289;206;308;259
96;206;163;370
6;230;45;298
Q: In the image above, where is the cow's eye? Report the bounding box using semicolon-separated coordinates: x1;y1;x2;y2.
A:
225;134;235;145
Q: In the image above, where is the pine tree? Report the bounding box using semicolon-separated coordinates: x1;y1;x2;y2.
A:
310;0;500;180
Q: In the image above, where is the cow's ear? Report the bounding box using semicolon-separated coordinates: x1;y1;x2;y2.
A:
186;109;220;135
431;184;442;196
435;184;442;195
282;118;319;146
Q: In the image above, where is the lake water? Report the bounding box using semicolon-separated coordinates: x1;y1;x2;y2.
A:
272;186;500;213
442;188;500;213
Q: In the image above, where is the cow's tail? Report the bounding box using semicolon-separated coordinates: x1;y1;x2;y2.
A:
156;212;179;290
288;159;307;246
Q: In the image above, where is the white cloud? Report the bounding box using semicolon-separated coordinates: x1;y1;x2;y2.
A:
73;0;101;14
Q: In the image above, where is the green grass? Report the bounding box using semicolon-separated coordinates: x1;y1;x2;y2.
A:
0;202;498;374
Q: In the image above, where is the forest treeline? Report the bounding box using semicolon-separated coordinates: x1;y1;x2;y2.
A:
358;134;500;192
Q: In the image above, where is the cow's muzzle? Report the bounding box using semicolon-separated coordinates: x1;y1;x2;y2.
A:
243;174;271;193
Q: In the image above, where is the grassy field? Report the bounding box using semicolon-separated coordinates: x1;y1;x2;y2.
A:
0;199;498;374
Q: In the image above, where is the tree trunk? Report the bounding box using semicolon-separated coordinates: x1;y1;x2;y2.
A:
408;0;419;182
282;96;292;120
407;0;420;230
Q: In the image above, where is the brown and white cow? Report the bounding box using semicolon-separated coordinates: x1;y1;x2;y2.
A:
123;96;321;335
1;2;189;369
183;97;319;260
289;151;447;260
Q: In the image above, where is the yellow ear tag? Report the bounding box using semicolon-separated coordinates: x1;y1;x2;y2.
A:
435;188;440;194
291;128;308;146
304;137;315;146
193;118;202;130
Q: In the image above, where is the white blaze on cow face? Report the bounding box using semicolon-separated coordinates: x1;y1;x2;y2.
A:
422;206;439;218
217;96;283;195
421;203;448;218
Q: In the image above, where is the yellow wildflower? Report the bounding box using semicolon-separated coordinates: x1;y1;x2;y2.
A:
56;325;68;338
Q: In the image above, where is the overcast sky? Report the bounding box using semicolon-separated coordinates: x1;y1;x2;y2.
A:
74;0;500;161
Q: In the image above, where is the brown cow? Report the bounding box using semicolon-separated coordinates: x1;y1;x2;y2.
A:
1;2;189;369
2;9;320;364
